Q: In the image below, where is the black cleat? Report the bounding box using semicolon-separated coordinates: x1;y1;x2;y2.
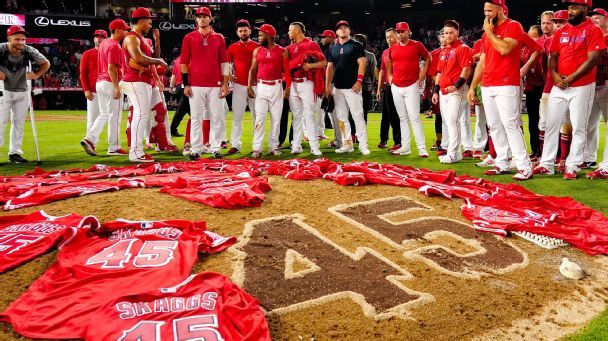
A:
212;151;223;159
189;153;201;161
9;154;28;164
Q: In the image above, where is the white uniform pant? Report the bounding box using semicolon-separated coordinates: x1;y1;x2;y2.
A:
87;81;123;151
328;108;342;145
539;83;595;170
460;100;473;151
289;80;320;150
439;86;469;158
231;83;255;149
481;86;530;171
144;87;164;144
314;97;326;136
121;81;152;159
473;104;487;151
332;87;368;149
0;90;28;155
391;83;426;152
584;83;608;163
189;86;224;154
86;92;100;134
252;82;283;152
538;92;549;131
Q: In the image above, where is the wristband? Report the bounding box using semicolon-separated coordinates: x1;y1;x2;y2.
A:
181;73;189;86
357;74;364;84
434;84;440;94
454;77;466;89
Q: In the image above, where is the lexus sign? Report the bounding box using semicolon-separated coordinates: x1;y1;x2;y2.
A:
158;21;195;31
34;16;91;27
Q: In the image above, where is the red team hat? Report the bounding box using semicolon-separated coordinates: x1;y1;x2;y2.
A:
6;25;28;37
93;29;107;38
131;7;152;20
195;7;212;17
553;10;569;21
562;0;592;6
257;23;277;38
319;29;337;39
395;22;410;32
335;20;350;29
483;0;507;11
236;19;250;27
589;8;608;16
109;19;130;31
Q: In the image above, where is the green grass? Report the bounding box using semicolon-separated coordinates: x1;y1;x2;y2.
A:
1;110;607;339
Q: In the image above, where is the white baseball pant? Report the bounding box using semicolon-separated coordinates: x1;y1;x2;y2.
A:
328;107;342;146
121;81;152;160
473;104;488;151
439;86;469;158
220;98;229;142
289;80;320;150
583;82;608;163
231;83;255;150
539;83;595;170
0;90;28;155
332;87;368;149
189;86;223;154
85;92;100;134
314;97;326;136
538;92;549;131
481;85;531;171
144;87;164;143
252;82;283;152
460;100;473;151
87;81;123;151
391;83;426;152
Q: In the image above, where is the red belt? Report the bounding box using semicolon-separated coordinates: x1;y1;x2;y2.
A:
292;77;307;83
259;79;282;85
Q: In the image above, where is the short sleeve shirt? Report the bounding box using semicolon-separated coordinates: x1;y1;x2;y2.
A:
327;39;366;89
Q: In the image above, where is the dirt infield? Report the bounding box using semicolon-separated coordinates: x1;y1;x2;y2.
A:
1;177;607;340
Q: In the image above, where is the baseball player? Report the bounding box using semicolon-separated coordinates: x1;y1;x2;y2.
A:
427;31;448;155
286;22;326;156
0;26;49;164
248;24;291;158
583;7;608;170
536;10;557;157
386;21;431;157
227;19;259;156
325;20;369;155
79;29;106;136
432;20;474;164
471;35;489;160
467;0;537;180
319;29;341;148
180;6;230;160
121;8;168;163
534;0;605;179
168;56;189;137
377;28;402;152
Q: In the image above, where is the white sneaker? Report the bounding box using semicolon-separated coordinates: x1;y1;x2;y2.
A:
269;149;281;156
359;147;370;155
311;148;323;156
476;155;495;168
291;147;303;154
182;143;191;156
439;154;462;164
391;147;411;156
251;150;262;158
418;149;429;158
513;169;533;181
336;146;354;154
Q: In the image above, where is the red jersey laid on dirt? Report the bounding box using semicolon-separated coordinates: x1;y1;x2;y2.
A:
123;31;154;85
481;18;526;87
256;45;288;81
286;37;323;79
551;19;606;87
227;40;260;86
83;272;272;341
437;40;473;93
388;39;429;87
0;219;235;339
79;48;98;92
180;30;228;87
97;38;124;82
0;210;98;273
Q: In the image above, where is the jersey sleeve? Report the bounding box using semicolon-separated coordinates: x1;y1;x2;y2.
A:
417;41;430;58
327;46;335;63
218;35;229;64
550;30;562;54
356;43;365;59
180;35;191;65
458;46;474;67
227;44;234;63
521;34;543;53
27;46;49;65
107;44;122;66
171;59;180;76
504;21;525;40
588;26;607;52
79;51;91;92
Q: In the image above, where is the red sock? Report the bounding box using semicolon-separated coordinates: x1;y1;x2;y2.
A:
184;119;191;144
151;102;169;149
559;132;572;161
488;135;497;159
539;130;545;154
203;119;210;145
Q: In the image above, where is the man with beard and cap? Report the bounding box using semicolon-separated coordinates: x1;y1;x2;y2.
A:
583;7;608;174
120;8;168;163
467;0;540;180
377;28;402;152
180;6;230;160
0;26;49;163
226;19;259;156
326;20;369;155
248;24;291;158
79;29;106;139
534;0;605;179
81;19;129;157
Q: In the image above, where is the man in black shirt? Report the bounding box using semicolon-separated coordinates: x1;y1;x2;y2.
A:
325;20;369;155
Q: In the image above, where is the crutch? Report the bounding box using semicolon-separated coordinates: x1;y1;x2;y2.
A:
26;62;41;164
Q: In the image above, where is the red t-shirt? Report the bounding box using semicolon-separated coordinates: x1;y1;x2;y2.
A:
380;48;390;84
123;31;154;85
0;219;235;339
437;41;473;93
520;34;544;90
0;210;97;273
428;47;443;77
596;35;608;86
97;38;123;82
180;30;228;87
388;39;429;87
481;18;526;87
286;37;323;79
227;40;259;86
171;56;183;86
256;45;287;81
472;39;483;57
551;18;607;87
83;272;272;341
79;48;98;92
543;35;555;93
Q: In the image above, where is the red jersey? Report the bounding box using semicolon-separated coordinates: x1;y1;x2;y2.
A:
472;39;483;57
286;37;323;79
551;18;606;87
388;39;429;87
256;45;288;81
83;272;272;341
520;34;544;90
0;210;97;273
428;47;443;77
79;48;98;92
97;38;124;82
227;40;259;86
437;41;473;93
481;18;526;87
0;219;235;339
543;35;555;93
380;48;391;84
171;56;183;86
123;31;154;85
596;34;608;86
180;30;228;87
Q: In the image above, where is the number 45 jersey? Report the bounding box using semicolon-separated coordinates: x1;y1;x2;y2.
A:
84;272;271;341
0;219;236;340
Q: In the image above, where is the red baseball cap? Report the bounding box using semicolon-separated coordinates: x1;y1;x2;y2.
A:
563;0;592;6
395;22;410;32
335;20;350;30
94;29;108;38
319;29;336;39
553;10;569;21
131;7;152;20
483;0;507;11
195;7;212;17
257;23;277;38
589;8;607;16
6;25;28;37
236;19;250;27
109;19;130;31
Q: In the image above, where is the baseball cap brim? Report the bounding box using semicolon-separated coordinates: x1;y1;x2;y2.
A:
8;29;29;37
589;10;607;16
